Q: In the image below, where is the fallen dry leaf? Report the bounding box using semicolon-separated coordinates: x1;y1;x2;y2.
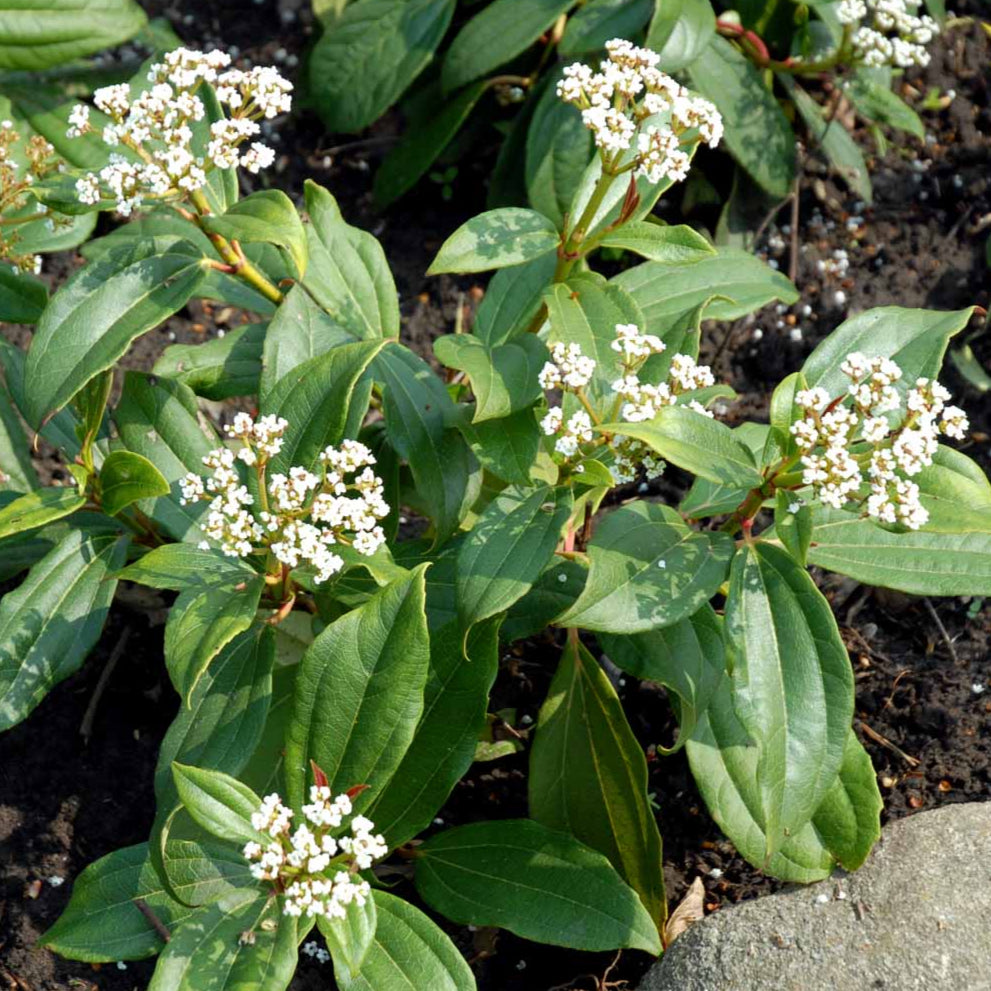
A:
664;877;706;947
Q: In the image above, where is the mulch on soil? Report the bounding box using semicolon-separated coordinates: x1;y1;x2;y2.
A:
1;2;989;988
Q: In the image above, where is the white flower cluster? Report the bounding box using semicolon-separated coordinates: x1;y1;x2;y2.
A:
556;39;722;184
790;353;969;529
539;323;720;483
179;413;388;582
68;48;290;215
838;0;938;67
243;788;388;920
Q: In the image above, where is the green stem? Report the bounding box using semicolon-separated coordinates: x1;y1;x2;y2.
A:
186;189;285;305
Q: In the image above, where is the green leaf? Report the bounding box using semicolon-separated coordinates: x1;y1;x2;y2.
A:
336;890;475;991
40;843;198;962
555;500;734;633
686;36;795;197
0;263;46;323
914;446;991;532
302;181;400;340
545;276;644;397
805;507;991;595
844;73;925;138
376;343;477;543
525;73;594;228
201;190;307;278
725;541;854;859
262;338;386;476
775;490;813;565
23;239;206;426
434;333;547;423
285;567;430;810
374;80;485;208
0;486;83;540
455;407;541;487
560;0;654;54
457;484;572;632
473;253;557;346
785;79;871;202
118;544;257;591
114;372;218;542
240;665;297;800
416;819;661;954
605;406;763;488
0;0;147;70
260;286;355;404
309;0;455;132
366;618;500;847
427;208;559;275
319;897;377;984
612;247;798;333
442;0;573;92
0;384;36;492
529;637;666;926
687;674;881;881
154;322;267;401
171;764;264;846
801;305;975;398
502;557;587;642
99;450;170;517
148;890;297;991
153;630;274;856
0;527;127;731
164;575;265;705
596;222;716;263
645;0;716;72
598;604;725;752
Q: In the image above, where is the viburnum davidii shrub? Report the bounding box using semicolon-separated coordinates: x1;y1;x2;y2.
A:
1;40;987;989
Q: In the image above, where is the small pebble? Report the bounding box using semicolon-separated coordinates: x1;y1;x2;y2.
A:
971;682;986;695
47;876;65;887
520;714;533;726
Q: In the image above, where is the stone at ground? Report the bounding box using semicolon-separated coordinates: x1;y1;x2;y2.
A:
641;803;991;991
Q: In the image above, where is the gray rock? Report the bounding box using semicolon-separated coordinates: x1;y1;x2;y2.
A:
641;803;991;991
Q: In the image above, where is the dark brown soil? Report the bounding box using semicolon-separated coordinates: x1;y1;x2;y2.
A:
2;2;990;989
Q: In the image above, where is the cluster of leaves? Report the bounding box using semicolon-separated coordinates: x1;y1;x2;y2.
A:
1;36;990;991
305;0;937;210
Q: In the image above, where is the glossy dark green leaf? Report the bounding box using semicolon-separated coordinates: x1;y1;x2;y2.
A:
612;248;798;334
645;0;716;71
319;893;377;983
686;37;795;197
0;0;147;70
725;541;854;859
560;0;654;53
457;484;572;631
374;80;485;208
473;253;556;346
774;491;813;565
434;333;547;422
801;306;975;399
171;764;265;846
336;890;475;991
310;0;455;132
99;450;170;517
555;501;734;633
0;527;127;731
0;384;35;492
303;181;399;339
530;637;666;925
598;604;725;752
201;189;307;278
687;673;881;881
0;262;46;323
805;507;991;595
442;0;573;91
376;343;477;543
113;372;218;542
148;889;297;991
427;208;559;275
845;73;924;138
456;407;541;487
416;819;661;954
0;485;83;539
23;239;207;426
596;222;715;264
154;322;267;401
913;446;991;532
285;567;430;810
605;407;763;489
263;338;386;476
502;557;587;642
366;617;500;847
